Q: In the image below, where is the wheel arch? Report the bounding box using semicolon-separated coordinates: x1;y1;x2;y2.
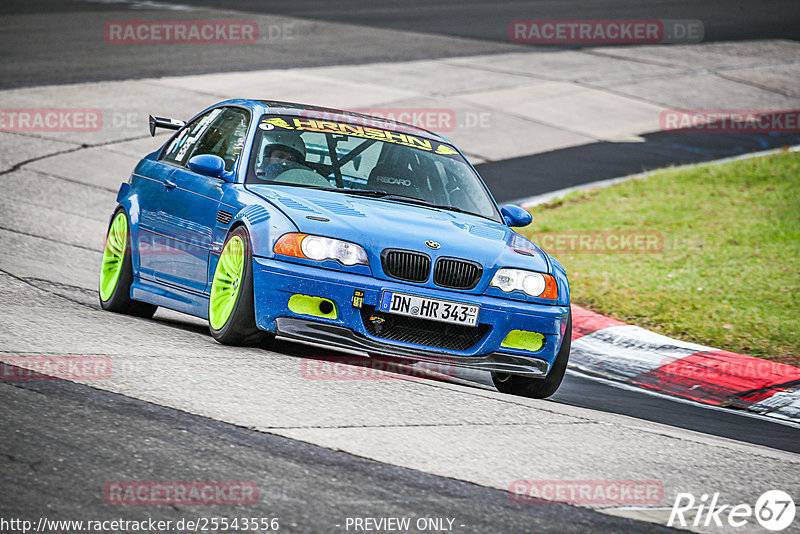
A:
207;204;287;289
546;253;571;307
112;183;145;278
229;203;296;257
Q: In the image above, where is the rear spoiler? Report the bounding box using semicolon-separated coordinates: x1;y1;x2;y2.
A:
148;115;186;136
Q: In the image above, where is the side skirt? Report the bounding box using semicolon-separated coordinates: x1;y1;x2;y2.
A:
131;277;209;319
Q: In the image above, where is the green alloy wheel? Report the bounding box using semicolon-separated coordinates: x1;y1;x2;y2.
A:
209;235;245;330
98;210;157;318
208;226;269;346
99;212;127;301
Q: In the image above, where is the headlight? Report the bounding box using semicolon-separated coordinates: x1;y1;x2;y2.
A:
490;268;558;299
274;233;368;266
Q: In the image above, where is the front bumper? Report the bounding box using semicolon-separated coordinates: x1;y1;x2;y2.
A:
252;257;570;377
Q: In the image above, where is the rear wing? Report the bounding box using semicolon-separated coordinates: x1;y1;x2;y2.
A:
148;115;186;136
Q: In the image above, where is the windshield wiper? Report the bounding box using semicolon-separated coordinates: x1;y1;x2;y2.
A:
343;189;395;198
404;200;474;216
264;182;337;192
344;190;426;202
255;184;483;218
345;190;474;215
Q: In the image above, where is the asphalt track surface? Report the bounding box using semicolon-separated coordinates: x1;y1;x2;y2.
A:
1;1;799;532
2;0;800;89
3;0;799;203
185;0;800;43
1;366;677;534
478;129;800;202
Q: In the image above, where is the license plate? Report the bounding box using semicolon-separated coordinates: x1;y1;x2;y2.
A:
379;291;480;327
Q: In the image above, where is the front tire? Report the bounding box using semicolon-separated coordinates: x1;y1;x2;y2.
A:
98;209;157;318
208;226;269;346
492;310;572;399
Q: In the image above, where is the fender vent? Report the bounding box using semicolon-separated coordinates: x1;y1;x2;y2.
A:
216;210;233;225
241;205;270;225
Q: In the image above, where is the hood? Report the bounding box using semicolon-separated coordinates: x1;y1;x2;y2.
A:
247;185;551;286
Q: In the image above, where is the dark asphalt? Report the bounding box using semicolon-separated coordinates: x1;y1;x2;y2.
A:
2;0;799;89
0;368;679;534
173;0;800;43
477;129;800;202
553;371;800;454
214;345;800;454
0;0;522;90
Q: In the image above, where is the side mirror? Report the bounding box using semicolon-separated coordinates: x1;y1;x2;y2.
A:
148;115;185;136
187;154;233;181
501;205;533;227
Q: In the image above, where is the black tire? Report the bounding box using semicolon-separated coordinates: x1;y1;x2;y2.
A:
209;226;271;346
492;310;572;399
99;209;158;318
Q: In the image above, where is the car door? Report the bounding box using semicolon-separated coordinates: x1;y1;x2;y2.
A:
150;106;250;294
131;158;178;280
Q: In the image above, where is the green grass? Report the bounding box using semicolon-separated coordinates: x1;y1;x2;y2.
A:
521;150;800;366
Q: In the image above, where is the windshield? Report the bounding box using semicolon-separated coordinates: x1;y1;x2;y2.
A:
245;115;500;221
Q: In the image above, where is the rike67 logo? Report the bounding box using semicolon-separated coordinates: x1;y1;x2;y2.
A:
669;490;795;531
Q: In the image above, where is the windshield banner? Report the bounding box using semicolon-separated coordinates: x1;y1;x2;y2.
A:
259;116;458;155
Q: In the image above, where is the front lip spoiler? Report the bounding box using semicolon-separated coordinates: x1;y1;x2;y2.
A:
274;317;549;378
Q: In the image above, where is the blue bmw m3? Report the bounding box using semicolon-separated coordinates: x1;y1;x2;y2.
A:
99;99;572;398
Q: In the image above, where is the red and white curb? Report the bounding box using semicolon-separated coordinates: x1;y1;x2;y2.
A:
570;305;800;422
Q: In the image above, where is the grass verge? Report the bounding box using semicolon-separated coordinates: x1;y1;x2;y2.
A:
521;149;799;366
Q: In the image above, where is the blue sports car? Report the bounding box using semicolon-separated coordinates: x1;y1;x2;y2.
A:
99;100;572;398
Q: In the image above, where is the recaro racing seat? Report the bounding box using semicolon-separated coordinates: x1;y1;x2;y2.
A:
366;148;424;198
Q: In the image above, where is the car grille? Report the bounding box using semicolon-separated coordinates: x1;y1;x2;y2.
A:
381;249;431;283
433;257;483;290
360;305;489;351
